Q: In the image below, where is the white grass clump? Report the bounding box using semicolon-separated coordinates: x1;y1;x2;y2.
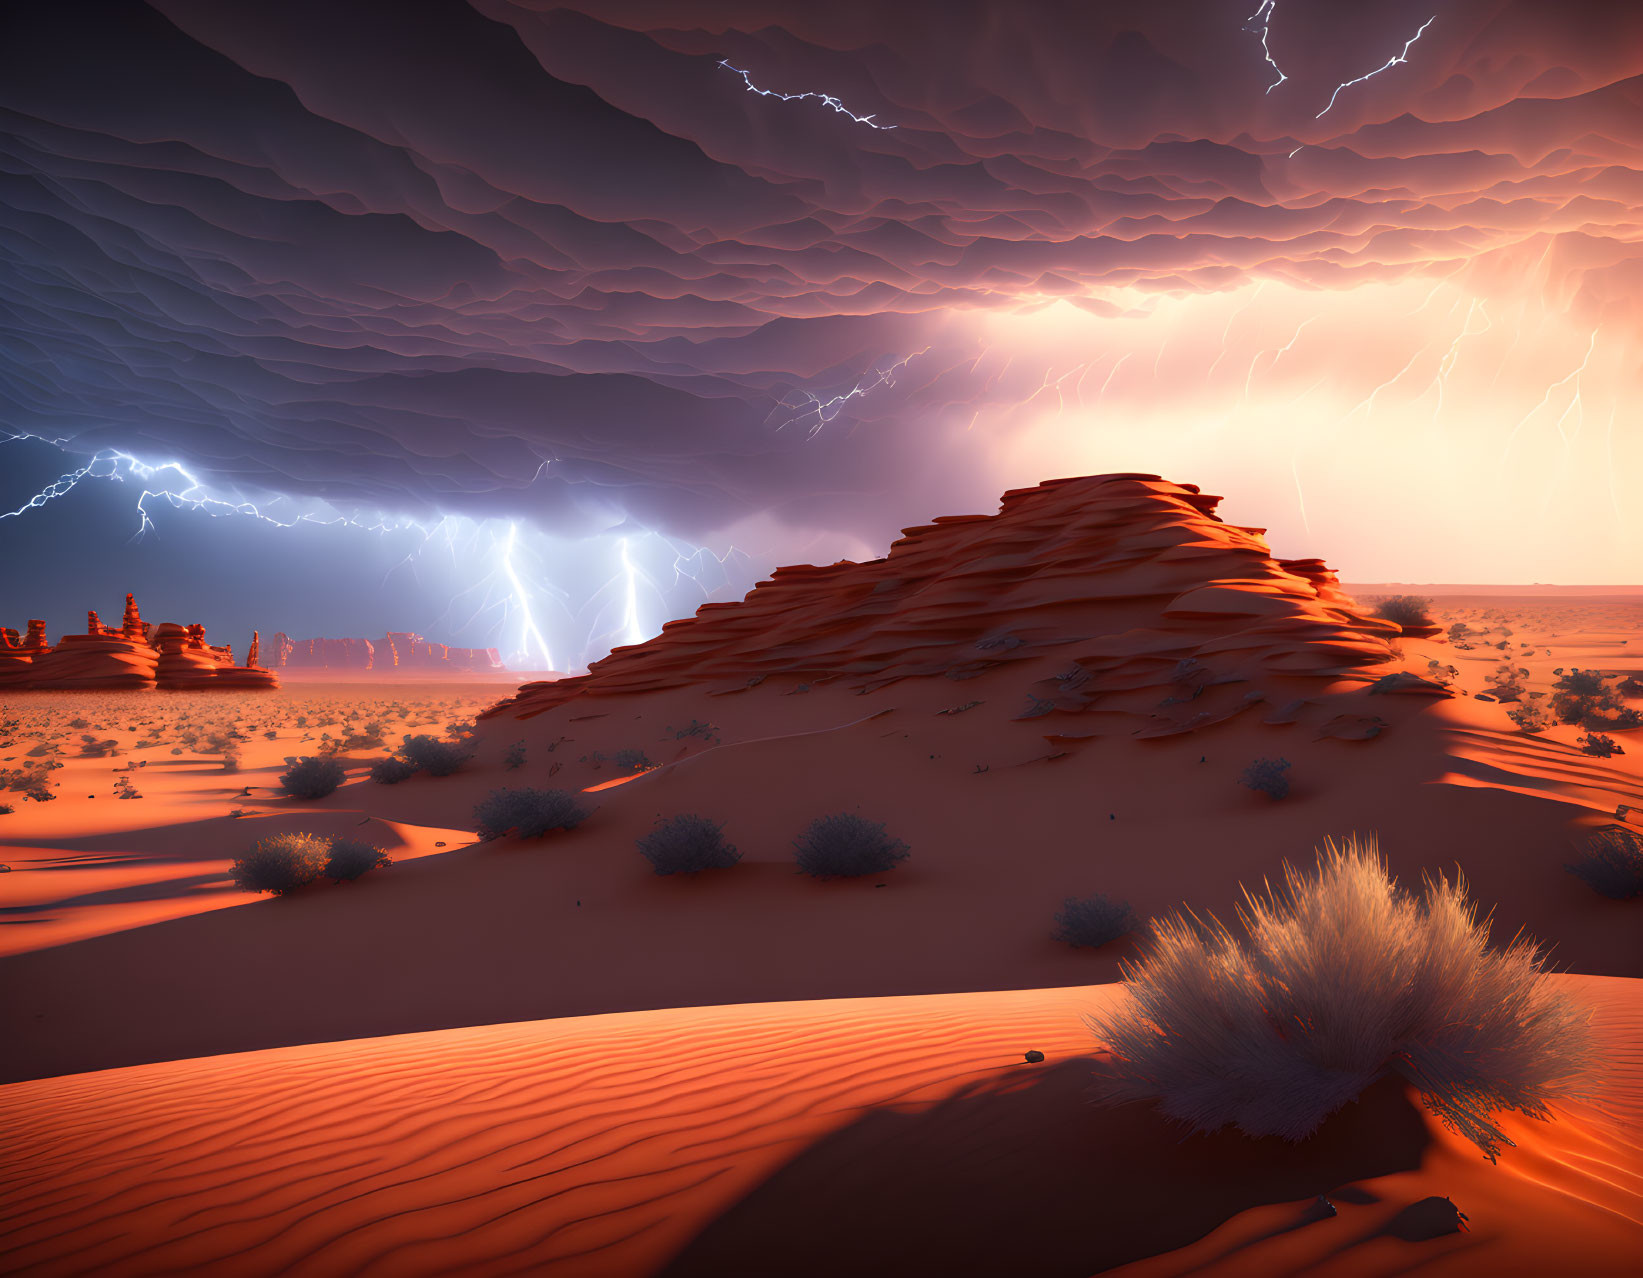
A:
1084;835;1592;1161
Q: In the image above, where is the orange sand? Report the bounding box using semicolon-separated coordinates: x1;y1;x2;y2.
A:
0;979;1637;1277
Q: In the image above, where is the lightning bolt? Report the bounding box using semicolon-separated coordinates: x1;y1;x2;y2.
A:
1316;16;1437;119
1097;352;1132;401
1340;341;1435;424
1;437;419;538
618;536;643;647
1291;456;1311;534
1244;1;1288;94
718;59;897;130
1;433;756;674
1206;282;1267;385
1431;299;1488;419
771;350;924;439
1243;316;1315;402
1500;327;1599;465
500;521;554;671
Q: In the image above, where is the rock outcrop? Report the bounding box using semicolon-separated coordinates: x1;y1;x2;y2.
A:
272;631;501;672
1;596;279;691
489;474;1408;722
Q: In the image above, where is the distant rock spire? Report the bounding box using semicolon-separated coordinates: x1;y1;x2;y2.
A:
247;631;261;668
122;592;145;640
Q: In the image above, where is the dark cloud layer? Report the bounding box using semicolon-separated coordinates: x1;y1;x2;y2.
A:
1;0;1639;543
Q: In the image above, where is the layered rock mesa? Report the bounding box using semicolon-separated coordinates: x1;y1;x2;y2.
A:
0;595;278;690
491;474;1410;722
271;631;503;672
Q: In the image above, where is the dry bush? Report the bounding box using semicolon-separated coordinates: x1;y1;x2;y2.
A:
230;833;329;896
279;755;346;799
792;812;910;878
474;787;588;840
1053;894;1137;948
325;838;393;882
399;734;472;776
1566;826;1643;900
1373;595;1434;629
637;813;740;875
1084;836;1591;1161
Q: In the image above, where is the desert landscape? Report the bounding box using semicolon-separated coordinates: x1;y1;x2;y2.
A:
5;2;1643;1274
2;474;1640;1276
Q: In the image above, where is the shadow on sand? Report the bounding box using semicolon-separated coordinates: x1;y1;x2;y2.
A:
659;1056;1432;1277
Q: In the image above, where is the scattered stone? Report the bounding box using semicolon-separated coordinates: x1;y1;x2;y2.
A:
1382;1196;1469;1241
1024;1049;1045;1063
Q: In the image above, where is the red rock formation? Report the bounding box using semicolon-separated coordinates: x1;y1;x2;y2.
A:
489;474;1408;723
3;598;279;691
153;622;222;689
0;627;37;687
120;594;145;641
215;631;279;690
31;601;161;690
270;631;500;672
274;635;375;669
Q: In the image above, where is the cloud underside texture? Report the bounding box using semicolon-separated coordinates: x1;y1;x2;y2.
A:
1;0;1638;540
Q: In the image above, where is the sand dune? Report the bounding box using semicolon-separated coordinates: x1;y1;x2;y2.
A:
1;978;1638;1278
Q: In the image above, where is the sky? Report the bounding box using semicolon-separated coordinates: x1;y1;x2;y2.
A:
1;0;1639;669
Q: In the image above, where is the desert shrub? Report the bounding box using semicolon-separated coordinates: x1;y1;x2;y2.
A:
0;760;60;803
230;833;328;895
1240;757;1291;800
1424;660;1458;688
1083;837;1592;1161
279;755;346;799
1507;700;1552;733
1053;894;1137;948
399;734;473;777
1565;827;1643;899
1550;669;1624;726
474;787;589;840
613;747;653;773
0;803;12;815
504;740;527;770
1485;663;1526;702
325;838;393;882
369;755;417;785
637;814;741;875
1577;732;1622;758
1620;676;1643;699
793;813;911;878
1373;595;1433;629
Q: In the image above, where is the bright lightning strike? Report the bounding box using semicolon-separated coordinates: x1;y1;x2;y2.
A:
1244;1;1288;94
1316;16;1436;118
1;437;419;538
718;59;897;129
771;350;924;439
501;521;554;670
1;433;757;674
618;536;643;647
